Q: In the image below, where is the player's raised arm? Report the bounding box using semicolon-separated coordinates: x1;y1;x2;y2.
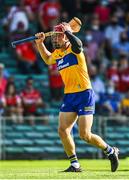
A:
35;32;55;65
61;23;83;54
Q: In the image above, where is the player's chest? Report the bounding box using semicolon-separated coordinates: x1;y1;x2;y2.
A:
56;53;78;71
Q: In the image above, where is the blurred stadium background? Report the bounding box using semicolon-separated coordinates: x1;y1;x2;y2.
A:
0;0;129;164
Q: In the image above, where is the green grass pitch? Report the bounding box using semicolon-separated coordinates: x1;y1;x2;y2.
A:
0;159;129;179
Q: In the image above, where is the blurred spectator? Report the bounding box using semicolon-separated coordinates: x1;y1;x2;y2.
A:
21;0;41;20
0;63;10;79
94;0;110;27
14;41;42;74
2;5;29;33
60;10;69;22
105;14;124;46
0;63;10;114
0;96;5;116
3;83;23;123
21;77;46;125
48;64;64;102
104;14;125;59
9;20;31;45
3;68;10;79
0;64;7;98
7;76;15;84
0;63;6;115
109;0;127;27
117;54;129;93
121;90;129;116
89;64;105;104
113;31;129;57
106;60;119;89
60;0;78;18
125;12;129;38
38;0;61;32
10;18;39;70
76;0;97;15
84;29;99;65
99;81;121;116
90;14;105;46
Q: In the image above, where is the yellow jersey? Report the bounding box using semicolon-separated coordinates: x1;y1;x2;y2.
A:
51;46;92;94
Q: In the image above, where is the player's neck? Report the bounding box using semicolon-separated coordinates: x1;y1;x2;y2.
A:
60;42;70;52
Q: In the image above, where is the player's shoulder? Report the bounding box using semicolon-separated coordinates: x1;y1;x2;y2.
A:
51;49;61;59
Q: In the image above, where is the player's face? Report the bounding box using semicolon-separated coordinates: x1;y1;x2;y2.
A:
51;33;66;49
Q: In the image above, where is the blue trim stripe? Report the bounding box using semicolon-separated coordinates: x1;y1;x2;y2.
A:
56;53;78;71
